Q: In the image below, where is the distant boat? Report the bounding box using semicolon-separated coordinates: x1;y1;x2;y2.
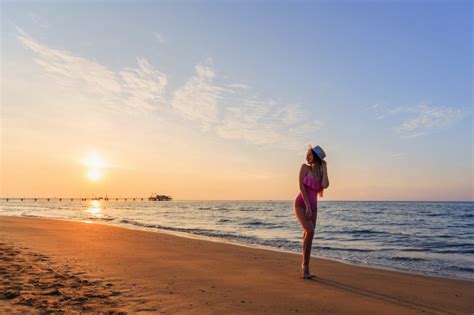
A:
149;194;172;201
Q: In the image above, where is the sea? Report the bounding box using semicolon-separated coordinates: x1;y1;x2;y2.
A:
1;200;473;280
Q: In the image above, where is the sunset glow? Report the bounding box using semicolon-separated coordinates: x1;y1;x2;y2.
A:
83;153;106;169
1;2;472;201
83;153;106;182
87;169;103;182
87;200;102;217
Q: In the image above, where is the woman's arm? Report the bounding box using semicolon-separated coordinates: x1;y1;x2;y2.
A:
299;164;312;211
321;161;329;189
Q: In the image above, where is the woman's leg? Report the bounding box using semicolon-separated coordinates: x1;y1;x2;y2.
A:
294;205;315;267
304;210;318;266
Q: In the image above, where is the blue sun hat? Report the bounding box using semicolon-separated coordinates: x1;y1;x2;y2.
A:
308;144;326;161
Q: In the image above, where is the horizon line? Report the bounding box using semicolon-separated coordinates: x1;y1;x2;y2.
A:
0;197;472;203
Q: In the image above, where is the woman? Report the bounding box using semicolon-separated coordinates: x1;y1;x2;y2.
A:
294;145;329;279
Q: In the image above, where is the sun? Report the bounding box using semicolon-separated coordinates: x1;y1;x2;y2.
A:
84;152;106;169
87;169;103;181
83;152;107;182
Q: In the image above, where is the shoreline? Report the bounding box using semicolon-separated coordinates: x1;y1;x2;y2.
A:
1;215;473;314
2;199;473;202
3;214;472;282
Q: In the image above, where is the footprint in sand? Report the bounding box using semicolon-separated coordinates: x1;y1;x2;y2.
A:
0;242;136;313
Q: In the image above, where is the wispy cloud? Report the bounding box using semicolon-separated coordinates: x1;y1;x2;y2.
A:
172;63;228;131
373;103;462;138
154;32;165;44
217;97;321;149
171;62;322;149
17;27;167;114
17;28;322;150
120;58;168;111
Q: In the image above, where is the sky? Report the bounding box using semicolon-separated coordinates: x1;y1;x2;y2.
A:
1;0;472;201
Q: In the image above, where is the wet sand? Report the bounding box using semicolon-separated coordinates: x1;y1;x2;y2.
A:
1;216;473;314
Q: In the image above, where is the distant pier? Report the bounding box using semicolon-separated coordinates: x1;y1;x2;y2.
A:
0;195;172;202
1;197;143;202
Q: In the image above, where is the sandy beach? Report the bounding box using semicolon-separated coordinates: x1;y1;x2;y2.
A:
0;216;472;314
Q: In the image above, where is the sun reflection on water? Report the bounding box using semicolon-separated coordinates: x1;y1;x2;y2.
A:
87;200;103;217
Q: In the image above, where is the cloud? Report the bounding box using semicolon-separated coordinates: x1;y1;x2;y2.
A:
227;83;250;89
373;103;462;138
120;58;168;111
395;104;462;137
216;97;322;149
17;27;167;114
171;63;321;148
171;63;228;130
16;28;322;150
154;32;165;44
217;97;280;145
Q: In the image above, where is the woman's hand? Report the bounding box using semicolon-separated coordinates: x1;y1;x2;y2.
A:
305;208;312;220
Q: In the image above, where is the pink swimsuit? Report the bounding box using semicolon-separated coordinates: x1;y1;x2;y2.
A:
295;176;323;210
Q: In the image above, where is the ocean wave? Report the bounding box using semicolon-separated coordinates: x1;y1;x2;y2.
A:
351;229;383;235
433;249;474;254
237;207;272;212
316;246;373;253
449;266;474;273
391;256;427;262
323;229;391;237
21;214;40;218
240;220;283;229
425;213;446;217
242;220;265;226
87;216;115;222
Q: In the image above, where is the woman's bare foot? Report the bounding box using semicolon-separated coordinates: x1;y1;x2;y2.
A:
302;264;314;279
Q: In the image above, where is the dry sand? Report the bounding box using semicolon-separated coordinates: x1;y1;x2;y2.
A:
0;216;472;314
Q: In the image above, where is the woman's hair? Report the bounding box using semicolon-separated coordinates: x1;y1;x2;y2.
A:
309;149;324;197
311;149;322;165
